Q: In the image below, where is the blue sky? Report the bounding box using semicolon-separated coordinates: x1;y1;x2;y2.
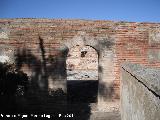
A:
0;0;160;22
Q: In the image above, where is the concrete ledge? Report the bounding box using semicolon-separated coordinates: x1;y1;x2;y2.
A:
122;62;160;96
121;62;160;120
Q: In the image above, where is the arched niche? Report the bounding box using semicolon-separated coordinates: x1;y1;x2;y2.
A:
66;45;98;81
66;45;99;103
58;32;100;103
59;32;116;104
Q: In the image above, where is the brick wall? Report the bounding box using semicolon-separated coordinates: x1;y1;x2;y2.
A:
66;45;98;80
0;18;160;101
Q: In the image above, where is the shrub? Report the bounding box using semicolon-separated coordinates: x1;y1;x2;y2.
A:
0;62;29;96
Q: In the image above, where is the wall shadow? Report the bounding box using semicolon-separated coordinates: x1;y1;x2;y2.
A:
98;65;115;100
67;80;98;103
0;37;91;120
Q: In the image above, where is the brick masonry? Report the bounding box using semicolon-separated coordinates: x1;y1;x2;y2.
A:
66;45;98;80
0;18;160;103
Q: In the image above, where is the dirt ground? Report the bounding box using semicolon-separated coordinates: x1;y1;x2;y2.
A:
90;111;121;120
89;100;121;120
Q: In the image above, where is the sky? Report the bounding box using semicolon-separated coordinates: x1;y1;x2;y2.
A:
0;0;160;22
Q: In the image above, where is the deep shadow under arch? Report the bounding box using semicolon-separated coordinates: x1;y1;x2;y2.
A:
66;45;99;103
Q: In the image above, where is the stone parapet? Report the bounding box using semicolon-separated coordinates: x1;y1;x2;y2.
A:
121;62;160;120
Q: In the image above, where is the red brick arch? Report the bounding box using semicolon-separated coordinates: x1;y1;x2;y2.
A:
59;32;100;54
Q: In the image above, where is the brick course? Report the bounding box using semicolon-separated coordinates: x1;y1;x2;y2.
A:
0;18;160;101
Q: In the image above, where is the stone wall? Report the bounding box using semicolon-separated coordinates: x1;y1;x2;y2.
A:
121;63;160;120
0;18;160;102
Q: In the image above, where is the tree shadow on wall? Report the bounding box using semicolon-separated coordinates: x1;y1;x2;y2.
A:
98;65;115;101
13;36;91;120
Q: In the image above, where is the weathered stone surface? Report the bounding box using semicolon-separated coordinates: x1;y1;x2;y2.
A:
0;28;10;39
0;45;15;63
147;49;160;63
149;28;160;44
122;62;160;96
121;63;160;120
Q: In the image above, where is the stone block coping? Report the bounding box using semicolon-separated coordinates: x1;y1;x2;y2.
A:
121;62;160;97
